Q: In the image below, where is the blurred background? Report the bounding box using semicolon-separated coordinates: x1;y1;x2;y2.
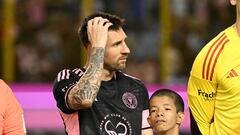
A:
0;0;235;134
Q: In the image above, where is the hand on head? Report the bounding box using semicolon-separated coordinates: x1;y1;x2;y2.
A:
87;17;113;48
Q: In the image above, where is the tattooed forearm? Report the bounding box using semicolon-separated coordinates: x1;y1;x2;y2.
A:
91;48;105;68
68;47;104;110
69;80;99;109
83;48;104;77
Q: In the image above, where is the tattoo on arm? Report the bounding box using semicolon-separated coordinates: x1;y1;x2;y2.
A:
68;47;104;110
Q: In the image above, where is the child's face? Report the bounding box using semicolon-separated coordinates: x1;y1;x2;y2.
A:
147;95;184;133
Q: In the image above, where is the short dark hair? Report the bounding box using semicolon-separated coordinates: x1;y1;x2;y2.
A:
149;89;184;113
78;12;125;48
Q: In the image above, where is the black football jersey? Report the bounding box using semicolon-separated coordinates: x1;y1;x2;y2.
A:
53;68;150;135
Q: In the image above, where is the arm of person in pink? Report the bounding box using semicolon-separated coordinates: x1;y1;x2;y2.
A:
0;79;26;135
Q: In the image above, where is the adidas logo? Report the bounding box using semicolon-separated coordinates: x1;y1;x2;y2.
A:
227;69;239;78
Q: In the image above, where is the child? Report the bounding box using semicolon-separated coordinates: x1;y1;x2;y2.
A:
147;89;185;135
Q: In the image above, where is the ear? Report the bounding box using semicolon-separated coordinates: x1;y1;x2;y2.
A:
230;0;237;5
147;116;153;127
176;112;185;125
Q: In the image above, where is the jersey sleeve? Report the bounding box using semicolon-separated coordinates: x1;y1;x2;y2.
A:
140;82;151;130
0;80;26;135
188;75;216;135
53;69;82;114
141;83;150;110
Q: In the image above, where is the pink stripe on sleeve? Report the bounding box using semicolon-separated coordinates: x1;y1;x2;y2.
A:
59;110;80;135
142;109;150;129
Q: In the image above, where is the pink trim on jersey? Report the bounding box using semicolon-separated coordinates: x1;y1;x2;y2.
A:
57;71;62;82
142;109;150;129
122;72;140;81
64;85;76;110
73;68;84;77
78;71;84;77
61;70;66;80
57;69;70;82
73;69;81;74
59;110;80;135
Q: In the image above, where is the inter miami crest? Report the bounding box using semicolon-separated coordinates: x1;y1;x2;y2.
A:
122;92;138;109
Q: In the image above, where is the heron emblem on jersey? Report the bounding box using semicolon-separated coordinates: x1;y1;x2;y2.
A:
122;92;138;109
99;113;132;135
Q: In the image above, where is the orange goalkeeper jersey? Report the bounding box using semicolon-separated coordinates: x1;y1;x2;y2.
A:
0;79;26;135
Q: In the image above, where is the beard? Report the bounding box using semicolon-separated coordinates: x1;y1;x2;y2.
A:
104;61;127;71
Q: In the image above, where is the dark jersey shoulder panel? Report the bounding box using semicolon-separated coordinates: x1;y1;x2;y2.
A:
53;68;84;114
116;71;149;109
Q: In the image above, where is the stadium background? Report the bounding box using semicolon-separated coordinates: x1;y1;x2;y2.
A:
0;0;235;134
